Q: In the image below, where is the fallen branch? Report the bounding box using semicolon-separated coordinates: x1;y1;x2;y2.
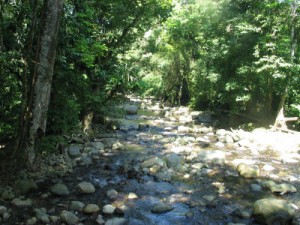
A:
269;125;300;134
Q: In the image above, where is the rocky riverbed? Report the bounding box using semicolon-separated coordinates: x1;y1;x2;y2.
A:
0;96;300;225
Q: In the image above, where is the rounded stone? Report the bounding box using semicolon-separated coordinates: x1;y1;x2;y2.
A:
83;204;100;214
60;211;79;225
76;181;96;194
102;204;116;214
252;198;296;224
50;183;70;196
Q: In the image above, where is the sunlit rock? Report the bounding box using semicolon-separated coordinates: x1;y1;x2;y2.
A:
102;204;116;214
270;183;297;195
252;198;296;225
141;156;164;168
237;163;260;178
84;204;100;214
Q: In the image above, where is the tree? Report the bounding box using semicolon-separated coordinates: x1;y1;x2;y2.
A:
24;0;64;170
274;0;299;128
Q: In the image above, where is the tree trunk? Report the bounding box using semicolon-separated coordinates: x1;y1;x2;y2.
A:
274;0;298;129
25;0;64;171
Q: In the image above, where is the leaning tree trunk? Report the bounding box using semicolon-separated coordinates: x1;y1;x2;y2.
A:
25;0;63;171
274;0;298;129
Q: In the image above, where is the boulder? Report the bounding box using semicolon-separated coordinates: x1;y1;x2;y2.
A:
252;198;296;225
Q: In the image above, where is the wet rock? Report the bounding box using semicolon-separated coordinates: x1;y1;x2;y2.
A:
124;104;138;115
151;202;174;214
50;183;70;196
60;210;79;225
35;208;49;223
155;170;173;181
79;155;93;166
26;217;37;225
90;141;105;150
105;217;127;225
103;204;116;214
76;181;95;194
1;186;15;200
67;145;82;158
84;204;100;214
252;198;296;225
250;184;262;192
11;197;33;207
141;156;164;168
50;215;59;223
96;215;105;224
107;189;119;199
270;183;297;195
70;201;85;211
166;153;185;170
0;206;7;215
14;179;38;195
237;163;260;178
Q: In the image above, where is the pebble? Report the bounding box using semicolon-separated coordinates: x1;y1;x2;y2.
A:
84;204;100;214
151;202;174;214
50;183;70;196
76;181;96;194
96;214;105;224
70;201;85;211
103;204;116;214
60;210;79;225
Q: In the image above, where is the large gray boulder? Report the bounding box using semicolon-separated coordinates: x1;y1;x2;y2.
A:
252;198;296;225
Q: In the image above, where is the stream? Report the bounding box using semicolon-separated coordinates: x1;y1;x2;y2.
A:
0;96;300;225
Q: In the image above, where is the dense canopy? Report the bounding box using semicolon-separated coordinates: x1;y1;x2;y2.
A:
0;0;299;168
